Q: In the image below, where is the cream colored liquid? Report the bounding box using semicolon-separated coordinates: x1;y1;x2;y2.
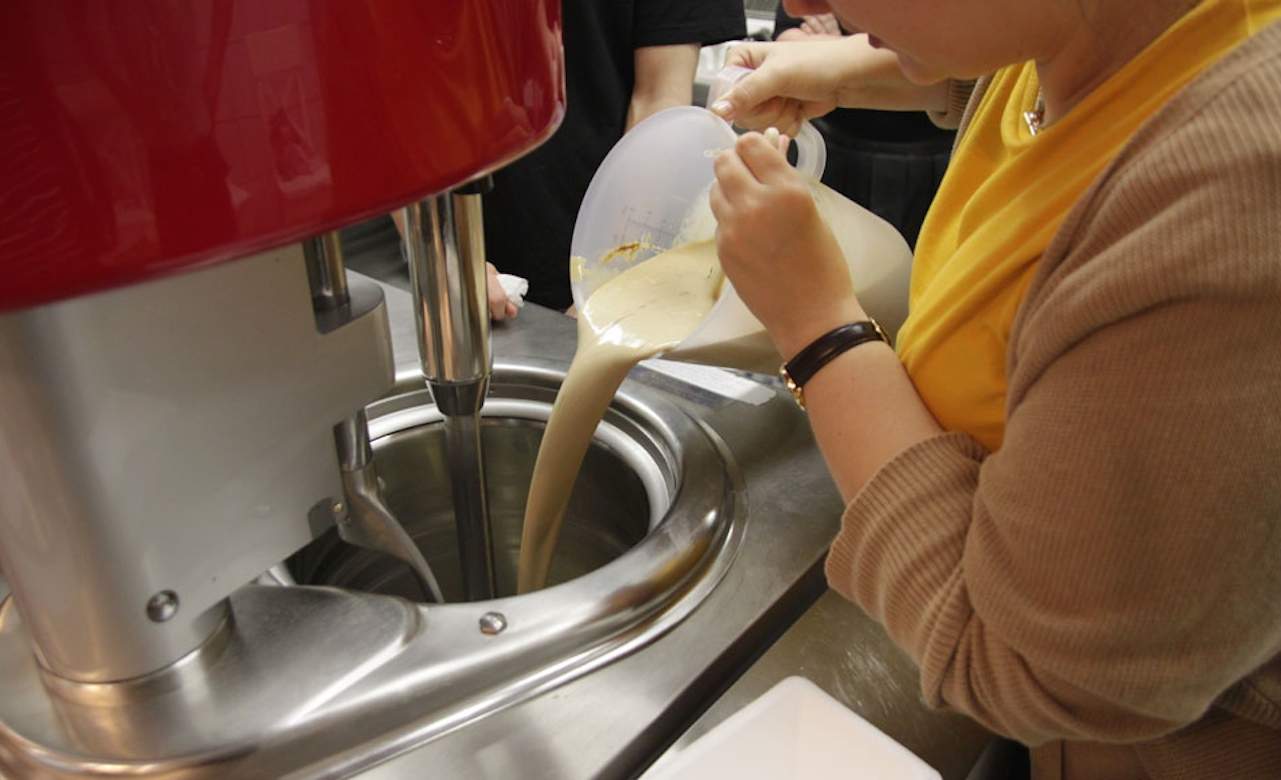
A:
665;331;780;374
516;241;723;593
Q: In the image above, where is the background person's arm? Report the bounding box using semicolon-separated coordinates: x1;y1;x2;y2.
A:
627;0;746;129
626;43;700;131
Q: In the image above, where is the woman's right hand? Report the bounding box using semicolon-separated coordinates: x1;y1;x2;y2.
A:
710;131;862;361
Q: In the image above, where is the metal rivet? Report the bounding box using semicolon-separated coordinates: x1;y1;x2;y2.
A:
146;590;180;623
331;500;345;515
478;612;507;635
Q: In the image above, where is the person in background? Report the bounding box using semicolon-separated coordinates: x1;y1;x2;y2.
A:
773;8;953;248
709;0;1281;777
480;0;745;315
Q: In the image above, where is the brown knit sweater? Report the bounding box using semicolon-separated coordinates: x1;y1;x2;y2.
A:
825;20;1281;780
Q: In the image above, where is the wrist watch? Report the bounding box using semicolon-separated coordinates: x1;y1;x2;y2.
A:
779;319;890;410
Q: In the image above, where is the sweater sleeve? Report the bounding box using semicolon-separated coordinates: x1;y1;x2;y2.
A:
825;59;1281;746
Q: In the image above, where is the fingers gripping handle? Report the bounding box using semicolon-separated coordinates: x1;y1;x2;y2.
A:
704;64;751;110
706;65;827;182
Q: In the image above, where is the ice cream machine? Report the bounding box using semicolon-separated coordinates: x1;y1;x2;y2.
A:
0;1;565;775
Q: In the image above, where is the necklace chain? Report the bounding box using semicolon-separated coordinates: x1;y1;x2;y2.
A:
1023;89;1046;135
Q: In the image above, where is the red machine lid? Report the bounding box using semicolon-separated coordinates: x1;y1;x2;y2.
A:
0;0;565;312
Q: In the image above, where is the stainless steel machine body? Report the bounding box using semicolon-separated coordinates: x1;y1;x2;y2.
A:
308;231;444;603
403;191;499;600
0;333;748;778
0;244;392;683
402;194;492;410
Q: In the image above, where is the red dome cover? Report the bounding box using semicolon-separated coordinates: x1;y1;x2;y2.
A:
0;0;565;311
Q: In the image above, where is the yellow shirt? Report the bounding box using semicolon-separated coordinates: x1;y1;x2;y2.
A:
896;0;1281;451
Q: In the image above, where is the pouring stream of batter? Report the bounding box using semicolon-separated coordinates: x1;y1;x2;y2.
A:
516;240;722;593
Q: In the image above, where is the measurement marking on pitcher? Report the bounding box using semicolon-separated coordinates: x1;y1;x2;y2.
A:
619;207;676;248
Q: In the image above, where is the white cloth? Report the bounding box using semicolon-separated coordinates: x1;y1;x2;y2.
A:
497;273;529;308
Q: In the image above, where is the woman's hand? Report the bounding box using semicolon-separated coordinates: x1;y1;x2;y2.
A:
711;38;949;131
709;131;863;361
485;262;518;321
710;40;848;135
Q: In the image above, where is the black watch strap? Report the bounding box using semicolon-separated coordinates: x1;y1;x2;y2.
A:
780;320;890;409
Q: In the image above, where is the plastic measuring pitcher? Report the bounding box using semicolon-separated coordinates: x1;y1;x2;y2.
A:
569;105;734;311
569;68;913;370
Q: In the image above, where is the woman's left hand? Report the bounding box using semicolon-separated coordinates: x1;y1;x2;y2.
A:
709;131;863;360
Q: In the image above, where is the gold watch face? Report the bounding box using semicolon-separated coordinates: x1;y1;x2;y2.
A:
779;365;806;410
871;318;891;348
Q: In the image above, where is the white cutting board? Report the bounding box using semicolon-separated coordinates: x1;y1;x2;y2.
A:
648;676;941;779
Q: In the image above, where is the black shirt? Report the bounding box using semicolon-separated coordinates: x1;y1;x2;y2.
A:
482;0;745;310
